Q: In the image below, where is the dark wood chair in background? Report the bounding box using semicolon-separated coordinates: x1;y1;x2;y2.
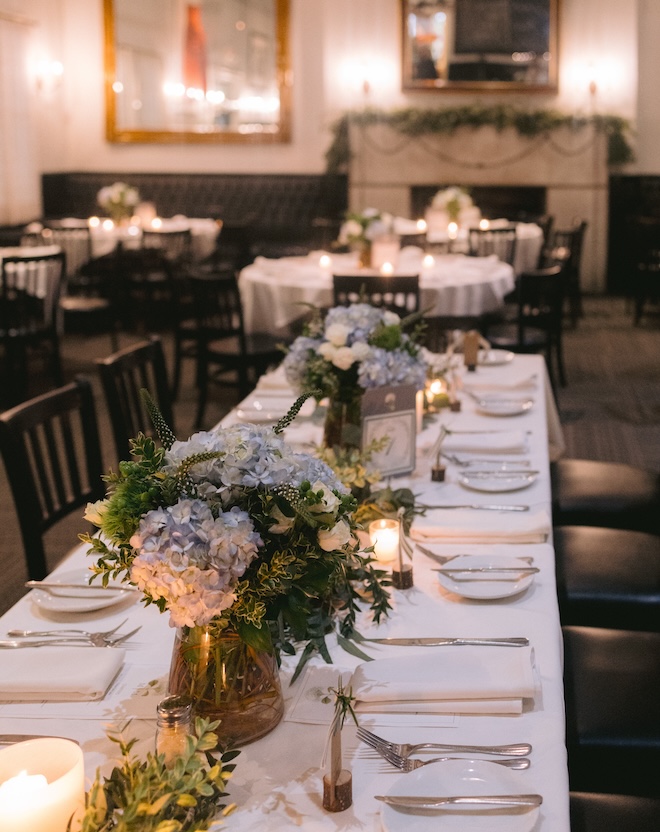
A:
0;377;104;580
96;334;174;462
467;225;518;266
190;271;283;428
546;219;588;327
486;263;567;388
332;273;420;316
142;228;193;268
0;250;66;406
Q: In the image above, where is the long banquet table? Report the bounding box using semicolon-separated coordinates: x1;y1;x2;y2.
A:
0;354;569;831
239;247;517;336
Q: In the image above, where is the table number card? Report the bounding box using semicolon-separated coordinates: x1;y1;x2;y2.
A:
362;384;417;477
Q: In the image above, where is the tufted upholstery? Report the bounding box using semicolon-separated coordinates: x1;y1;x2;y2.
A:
563;626;660;798
41;172;347;260
569;792;660;832
551;459;660;534
554;526;660;632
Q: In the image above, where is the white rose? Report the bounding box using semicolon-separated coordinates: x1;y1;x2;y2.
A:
338;219;363;243
83;499;107;526
318;519;351;552
331;346;356;371
382;311;401;326
325;322;350;347
350;341;370;361
318;342;337;361
309;480;340;513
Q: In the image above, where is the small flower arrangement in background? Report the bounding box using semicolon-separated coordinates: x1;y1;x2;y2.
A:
430;186;473;222
283;303;427;404
97;181;140;224
337;208;393;246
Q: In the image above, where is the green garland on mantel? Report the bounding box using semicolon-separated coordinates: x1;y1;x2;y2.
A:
325;105;634;174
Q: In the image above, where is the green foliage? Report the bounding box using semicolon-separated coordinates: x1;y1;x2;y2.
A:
354;485;420;535
76;721;238;832
325;105;634;173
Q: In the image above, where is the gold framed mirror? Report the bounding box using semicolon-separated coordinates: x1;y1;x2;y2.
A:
401;0;559;92
104;0;291;143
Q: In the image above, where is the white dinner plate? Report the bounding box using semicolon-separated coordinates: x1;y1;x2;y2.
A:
477;349;515;366
458;471;538;493
475;397;534;417
30;570;136;614
381;758;540;832
436;554;535;600
235;396;315;424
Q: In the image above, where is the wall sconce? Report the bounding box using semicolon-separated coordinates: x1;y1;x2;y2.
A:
34;59;63;95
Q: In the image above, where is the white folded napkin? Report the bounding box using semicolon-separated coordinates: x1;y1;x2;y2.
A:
351;647;536;715
442;430;528;454
410;508;551;544
255;364;290;391
0;647;125;701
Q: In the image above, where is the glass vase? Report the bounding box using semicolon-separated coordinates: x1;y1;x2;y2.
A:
323;394;362;450
354;239;372;269
167;625;284;747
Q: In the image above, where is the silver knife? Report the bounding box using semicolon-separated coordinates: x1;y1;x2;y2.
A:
376;793;543;809
434;566;540;575
364;637;529;647
417;504;530;512
25;581;138;593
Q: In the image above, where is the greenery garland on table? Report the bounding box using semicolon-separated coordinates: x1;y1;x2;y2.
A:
325;105;634;174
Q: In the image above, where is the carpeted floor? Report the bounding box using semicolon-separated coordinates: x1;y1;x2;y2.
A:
0;295;658;615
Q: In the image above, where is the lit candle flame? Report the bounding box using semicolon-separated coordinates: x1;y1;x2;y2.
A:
151;217;163;229
416;218;427;233
423;253;435;269
88;216;100;228
380;261;394;276
479;219;490;230
447;221;458;240
319;254;332;269
102;219;114;231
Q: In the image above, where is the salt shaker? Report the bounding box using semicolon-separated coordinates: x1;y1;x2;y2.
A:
155;695;192;767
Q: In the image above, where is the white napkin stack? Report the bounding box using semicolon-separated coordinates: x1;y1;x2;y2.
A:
410;508;551;544
351;647;536;715
0;647;125;701
442;430;528;455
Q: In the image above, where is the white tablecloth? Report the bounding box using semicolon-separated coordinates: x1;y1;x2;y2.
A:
239;247;516;335
0;355;569;831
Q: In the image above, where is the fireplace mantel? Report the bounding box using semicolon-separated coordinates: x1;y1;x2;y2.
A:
348;123;609;292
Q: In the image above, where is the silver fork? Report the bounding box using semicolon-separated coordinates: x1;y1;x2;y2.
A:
374;745;530;772
413;540;534;567
0;626;142;649
357;727;531;758
8;619;128;640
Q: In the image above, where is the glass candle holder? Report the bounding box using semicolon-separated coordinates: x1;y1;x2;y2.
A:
368;518;400;563
0;738;85;832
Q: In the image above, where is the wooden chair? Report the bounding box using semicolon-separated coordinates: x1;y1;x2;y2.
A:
118;245;177;332
96;334;174;462
467;225;517;266
0;377;105;580
142;228;193;266
190;271;283;428
0;250;66;406
546;219;588;327
332;273;420;316
487;264;567;388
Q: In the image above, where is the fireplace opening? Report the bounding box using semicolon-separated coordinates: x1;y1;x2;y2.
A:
411;185;547;223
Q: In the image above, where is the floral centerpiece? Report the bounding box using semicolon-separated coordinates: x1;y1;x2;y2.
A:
82;394;390;746
283;303;427;450
97;181;140;225
430;186;474;223
337;208;393;267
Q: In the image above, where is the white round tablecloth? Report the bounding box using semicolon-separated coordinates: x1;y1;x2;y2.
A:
239;247;516;335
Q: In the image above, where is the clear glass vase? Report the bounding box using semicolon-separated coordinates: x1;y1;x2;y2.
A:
354;239;372;269
323;394;363;450
167;625;284;747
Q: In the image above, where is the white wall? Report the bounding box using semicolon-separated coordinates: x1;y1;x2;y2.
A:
0;0;653;178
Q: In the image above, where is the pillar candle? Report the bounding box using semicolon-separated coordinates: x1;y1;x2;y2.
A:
0;738;85;832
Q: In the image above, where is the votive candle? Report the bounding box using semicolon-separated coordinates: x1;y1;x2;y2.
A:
447;221;458;240
479;218;490;230
369;518;400;563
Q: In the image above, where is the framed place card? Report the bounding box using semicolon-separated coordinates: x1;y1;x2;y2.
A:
362;384;417;477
